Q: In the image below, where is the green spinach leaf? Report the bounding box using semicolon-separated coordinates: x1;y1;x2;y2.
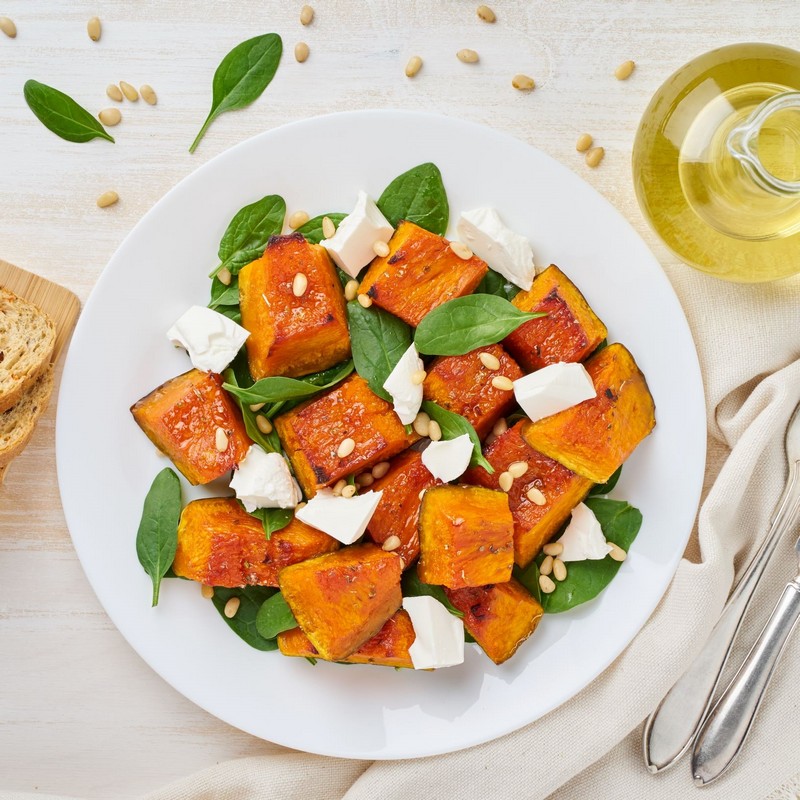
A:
135;468;182;607
296;213;347;244
475;268;519;301
217;305;242;324
589;466;622;496
209;275;240;309
255;591;298;639
24;80;115;143
513;561;543;605
347;301;412;401
377;163;449;235
223;359;353;404
222;366;282;453
421;400;494;474
415;294;546;356
249;506;294;539
402;567;463;618
190;33;283;153
212;586;279;650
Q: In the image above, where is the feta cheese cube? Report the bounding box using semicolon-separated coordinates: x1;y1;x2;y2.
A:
382;343;424;425
166;305;249;373
403;595;465;670
513;362;596;422
230;445;302;512
557;502;613;561
295;488;383;545
421;434;473;483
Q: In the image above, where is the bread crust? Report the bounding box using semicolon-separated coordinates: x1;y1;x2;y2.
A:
0;365;55;468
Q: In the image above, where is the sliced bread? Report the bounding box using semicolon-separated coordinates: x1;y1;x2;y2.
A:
0;287;56;414
0;365;54;469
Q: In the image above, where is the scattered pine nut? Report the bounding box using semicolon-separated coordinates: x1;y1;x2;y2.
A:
553;558;568;581
0;16;16;38
450;241;473;260
332;478;347;496
413;411;430;437
492;417;508;437
256;415;273;434
96;190;119;208
418;489;426;501
217;267;232;286
106;84;124;102
476;5;496;22
288;210;310;229
508;460;528;478
539;574;556;594
428;420;442;441
614;59;635;80
608;542;627;562
585;146;605;168
200;584;214;599
382;535;402;552
543;541;563;557
119;81;138;101
344;280;359;301
300;4;314;25
249;402;266;412
322;215;336;238
491;375;514;391
485;432;497;446
356;472;374;488
540;555;554;576
337;437;356;458
223;596;240;618
576;133;593;152
357;293;373;308
341;484;357;498
512;74;535;91
98;107;122;126
295;41;310;63
479;351;501;371
373;240;390;257
140;84;157;105
371;461;391;480
87;16;101;41
405;55;423;78
527;487;546;506
411;369;427;385
457;48;479;64
498;471;513;492
295;501;307;511
292;272;308;297
215;427;229;452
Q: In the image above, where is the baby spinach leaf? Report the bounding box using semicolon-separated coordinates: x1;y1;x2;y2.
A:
135;468;182;607
217;305;242;325
347;301;412;401
539;497;642;613
249;507;294;539
475;268;519;301
589;466;622;497
212;586;279;651
415;295;546;356
190;33;283;153
378;163;449;235
296;213;347;244
421;400;494;474
402;567;463;618
24;80;115;143
255;591;298;639
211;194;286;277
222;366;282;453
513;561;543;605
209;275;240;309
223;359;353;404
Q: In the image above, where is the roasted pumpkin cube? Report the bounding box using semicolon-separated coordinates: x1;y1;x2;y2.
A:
445;579;543;665
277;609;415;668
422;344;523;439
418;485;514;589
522;343;656;483
274;374;418;497
131;369;251;485
239;233;350;379
464;421;593;567
365;450;441;566
279;543;403;661
172;498;339;587
357;220;488;327
504;264;608;372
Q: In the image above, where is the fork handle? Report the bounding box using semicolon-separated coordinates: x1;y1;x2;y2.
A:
691;579;800;786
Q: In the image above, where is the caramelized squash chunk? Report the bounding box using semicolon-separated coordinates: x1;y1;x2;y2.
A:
278;609;415;668
464;421;593;567
423;344;523;439
239;233;350;379
358;220;488;327
522;343;656;483
279;543;403;661
366;450;441;566
504;265;608;372
274;374;418;497
418;485;514;589
131;369;251;485
172;498;339;587
445;579;543;665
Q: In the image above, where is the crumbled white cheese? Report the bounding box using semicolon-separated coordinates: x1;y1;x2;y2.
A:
556;502;613;561
421;434;473;483
403;595;465;670
229;445;302;512
295;488;383;545
514;361;596;422
166;305;249;373
320;191;394;278
456;207;536;291
382;343;424;424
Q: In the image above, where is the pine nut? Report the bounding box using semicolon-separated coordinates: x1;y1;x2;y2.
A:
527;487;547;506
508;461;528;478
614;59;635;80
357;294;373;308
476;5;496;22
256;415;272;434
322;216;336;238
553;558;567;581
413;411;430;437
608;542;627;562
450;241;473;260
428;420;442;441
87;16;101;41
418;489;426;501
585;146;605;168
479;351;501;371
96;190;119;208
106;84;124;102
512;74;535;91
539;574;556;594
341;484;357;498
344;280;359;301
300;4;314;25
292;272;308;297
288;210;309;229
576;133;593;152
382;535;402;551
498;471;513;492
98;108;121;126
540;555;554;576
405;55;423;78
295;501;307;511
217;267;232;286
491;375;514;391
223;596;240;618
356;472;374;487
485;432;497;446
492;417;508;437
371;461;391;480
249;402;266;412
543;542;563;557
0;16;16;38
457;49;479;64
119;81;139;101
332;478;347;496
140;84;157;105
295;42;310;63
373;240;390;257
200;584;214;599
411;369;427;385
337;437;356;458
215;427;229;452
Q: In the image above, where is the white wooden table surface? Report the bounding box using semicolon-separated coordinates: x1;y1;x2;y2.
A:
2;1;799;796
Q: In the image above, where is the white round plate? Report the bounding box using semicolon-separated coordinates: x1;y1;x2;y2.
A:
57;110;705;760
